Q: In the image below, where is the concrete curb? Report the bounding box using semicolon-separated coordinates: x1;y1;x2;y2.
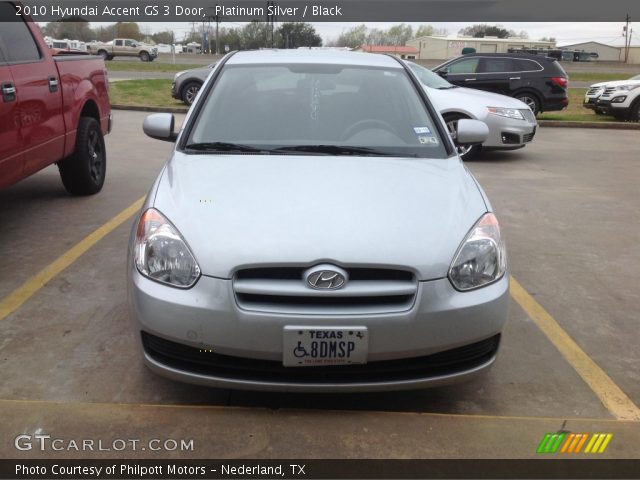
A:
538;120;640;130
111;105;640;129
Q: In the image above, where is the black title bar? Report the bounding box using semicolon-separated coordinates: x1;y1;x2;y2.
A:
2;459;640;479
3;0;640;22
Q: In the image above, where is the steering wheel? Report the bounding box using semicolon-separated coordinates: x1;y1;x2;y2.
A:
340;119;397;141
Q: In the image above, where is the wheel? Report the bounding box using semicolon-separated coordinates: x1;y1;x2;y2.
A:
443;113;482;161
58;117;106;195
97;50;109;60
140;51;150;62
340;119;397;141
181;81;202;106
630;102;640;122
106;55;114;61
515;92;540;115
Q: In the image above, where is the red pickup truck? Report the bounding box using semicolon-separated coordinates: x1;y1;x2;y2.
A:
0;2;112;195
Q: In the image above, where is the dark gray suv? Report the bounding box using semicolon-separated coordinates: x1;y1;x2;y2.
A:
171;63;216;105
434;53;569;115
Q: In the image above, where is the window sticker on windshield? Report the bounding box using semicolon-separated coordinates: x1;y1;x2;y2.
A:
413;127;431;134
418;136;439;145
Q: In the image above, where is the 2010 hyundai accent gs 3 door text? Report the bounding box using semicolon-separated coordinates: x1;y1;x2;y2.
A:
128;50;509;392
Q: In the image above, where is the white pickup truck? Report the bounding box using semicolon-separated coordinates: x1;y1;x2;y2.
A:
87;39;158;62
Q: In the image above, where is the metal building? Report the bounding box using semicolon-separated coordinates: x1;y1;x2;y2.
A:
407;36;555;60
559;41;622;62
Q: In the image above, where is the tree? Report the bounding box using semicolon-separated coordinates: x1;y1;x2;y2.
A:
458;24;511;38
333;24;368;48
415;25;435;38
151;31;174;45
114;22;142;40
385;24;413;45
277;23;322;49
540;36;556;43
238;21;271;50
42;18;94;41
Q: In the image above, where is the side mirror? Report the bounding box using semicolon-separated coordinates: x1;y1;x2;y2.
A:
454;119;489;146
437;69;448;77
143;113;178;142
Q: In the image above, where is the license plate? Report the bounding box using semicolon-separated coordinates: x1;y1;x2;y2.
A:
283;326;368;367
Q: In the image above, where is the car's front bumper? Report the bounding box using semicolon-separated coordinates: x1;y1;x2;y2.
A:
171;82;179;100
481;112;537;150
128;268;509;392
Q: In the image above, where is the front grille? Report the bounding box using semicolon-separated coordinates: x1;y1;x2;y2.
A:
233;266;418;314
142;332;501;384
523;131;535;143
586;87;603;96
602;87;617;98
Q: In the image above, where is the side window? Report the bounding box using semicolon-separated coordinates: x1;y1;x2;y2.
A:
480;58;515;73
447;58;479;74
0;3;41;63
125;40;134;47
115;40;123;47
514;59;542;72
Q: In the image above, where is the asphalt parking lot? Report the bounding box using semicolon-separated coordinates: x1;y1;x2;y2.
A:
0;111;639;458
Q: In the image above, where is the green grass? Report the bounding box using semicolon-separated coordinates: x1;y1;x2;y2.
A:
109;79;186;108
538;88;618;122
568;72;638;83
106;61;207;73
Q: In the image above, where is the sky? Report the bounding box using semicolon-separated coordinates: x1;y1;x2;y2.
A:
127;21;637;47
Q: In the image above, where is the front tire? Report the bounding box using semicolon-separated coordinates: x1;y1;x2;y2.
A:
443;113;482;161
58;117;106;195
181;81;202;106
98;50;109;60
629;102;640;122
140;52;150;62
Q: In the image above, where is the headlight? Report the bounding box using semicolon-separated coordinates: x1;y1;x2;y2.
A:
615;84;640;91
487;107;524;120
449;213;507;291
134;208;201;288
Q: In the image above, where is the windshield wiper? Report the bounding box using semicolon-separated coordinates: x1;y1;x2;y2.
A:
437;85;458;89
184;142;270;153
273;145;397;156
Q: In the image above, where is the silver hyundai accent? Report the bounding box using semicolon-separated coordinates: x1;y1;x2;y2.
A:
128;50;509;392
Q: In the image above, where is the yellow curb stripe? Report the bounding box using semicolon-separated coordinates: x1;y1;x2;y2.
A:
510;276;640;422
584;434;598;453
0;197;144;322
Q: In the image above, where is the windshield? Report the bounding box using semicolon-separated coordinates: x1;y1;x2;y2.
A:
406;62;455;89
186;63;447;158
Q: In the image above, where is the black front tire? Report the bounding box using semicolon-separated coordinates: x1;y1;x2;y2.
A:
58;117;106;196
443;113;482;161
98;50;109;60
140;52;150;62
630;102;640;122
181;81;202;106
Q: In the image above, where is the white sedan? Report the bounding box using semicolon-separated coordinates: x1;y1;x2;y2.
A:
406;62;538;160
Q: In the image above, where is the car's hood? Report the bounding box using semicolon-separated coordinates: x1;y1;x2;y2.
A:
427;87;529;111
153;153;487;280
177;67;212;81
590;79;640;88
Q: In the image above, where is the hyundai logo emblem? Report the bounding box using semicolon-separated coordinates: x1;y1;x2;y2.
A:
305;265;348;290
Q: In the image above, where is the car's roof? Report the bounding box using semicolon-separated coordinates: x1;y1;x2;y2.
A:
459;52;556;61
226;49;404;68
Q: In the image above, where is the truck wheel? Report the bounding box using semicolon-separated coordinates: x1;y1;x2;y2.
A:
140;52;150;62
98;50;109;60
107;55;114;61
443;113;482;161
181;81;202;105
58;117;106;195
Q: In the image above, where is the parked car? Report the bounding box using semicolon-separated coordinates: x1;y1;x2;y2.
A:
584;74;640;115
171;64;216;105
0;2;111;194
406;61;537;160
87;38;158;62
433;53;569;115
129;50;509;392
595;76;640;121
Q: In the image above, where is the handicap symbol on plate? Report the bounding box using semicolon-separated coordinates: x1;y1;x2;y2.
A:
293;341;309;358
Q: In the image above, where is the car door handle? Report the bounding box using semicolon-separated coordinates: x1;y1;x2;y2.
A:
48;76;59;93
509;77;521;80
465;78;476;81
2;82;16;102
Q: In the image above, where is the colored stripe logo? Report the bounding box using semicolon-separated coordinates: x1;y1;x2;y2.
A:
537;433;612;454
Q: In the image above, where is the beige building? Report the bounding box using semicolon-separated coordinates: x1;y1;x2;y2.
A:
353;45;419;59
559;41;622;61
407;36;555;60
